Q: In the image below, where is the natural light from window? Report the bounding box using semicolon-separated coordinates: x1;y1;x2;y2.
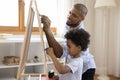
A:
0;0;71;36
25;0;58;27
0;0;18;26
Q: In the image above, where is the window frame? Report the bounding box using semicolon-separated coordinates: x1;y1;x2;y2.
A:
0;0;39;34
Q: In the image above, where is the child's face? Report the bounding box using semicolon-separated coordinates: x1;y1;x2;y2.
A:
67;39;81;58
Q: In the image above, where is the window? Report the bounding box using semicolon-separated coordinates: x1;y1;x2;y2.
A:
0;0;23;33
0;0;18;26
25;0;58;27
0;0;71;35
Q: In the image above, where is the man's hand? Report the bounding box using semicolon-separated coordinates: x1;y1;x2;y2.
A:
41;15;51;31
40;15;63;58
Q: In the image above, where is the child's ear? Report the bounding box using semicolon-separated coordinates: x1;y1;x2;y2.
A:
78;46;82;50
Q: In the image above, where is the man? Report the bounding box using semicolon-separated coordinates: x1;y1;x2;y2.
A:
42;3;96;80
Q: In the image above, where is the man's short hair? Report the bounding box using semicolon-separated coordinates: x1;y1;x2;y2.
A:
74;3;88;18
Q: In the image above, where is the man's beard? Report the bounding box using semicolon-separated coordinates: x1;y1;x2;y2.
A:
66;22;79;28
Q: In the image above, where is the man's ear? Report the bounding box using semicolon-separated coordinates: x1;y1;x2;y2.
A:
79;17;84;23
81;17;85;21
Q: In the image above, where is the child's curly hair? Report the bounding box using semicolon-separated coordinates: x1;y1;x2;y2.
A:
64;29;90;51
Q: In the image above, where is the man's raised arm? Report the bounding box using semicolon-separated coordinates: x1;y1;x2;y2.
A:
42;15;63;58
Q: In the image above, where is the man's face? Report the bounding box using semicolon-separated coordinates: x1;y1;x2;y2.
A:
66;8;83;28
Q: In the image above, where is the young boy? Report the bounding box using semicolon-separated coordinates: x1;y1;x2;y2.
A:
46;29;90;80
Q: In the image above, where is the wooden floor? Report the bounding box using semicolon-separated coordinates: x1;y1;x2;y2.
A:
94;75;120;80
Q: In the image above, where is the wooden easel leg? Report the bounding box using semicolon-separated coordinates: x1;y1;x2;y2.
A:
16;0;48;80
34;0;48;80
16;1;34;80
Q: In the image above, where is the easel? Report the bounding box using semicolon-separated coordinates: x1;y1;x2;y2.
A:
16;0;48;80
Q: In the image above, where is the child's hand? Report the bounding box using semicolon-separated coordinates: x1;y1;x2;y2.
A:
46;48;54;57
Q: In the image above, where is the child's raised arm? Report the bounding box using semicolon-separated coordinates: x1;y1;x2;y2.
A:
46;48;71;74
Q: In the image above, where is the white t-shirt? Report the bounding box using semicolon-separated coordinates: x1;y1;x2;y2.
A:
59;54;83;80
62;22;96;73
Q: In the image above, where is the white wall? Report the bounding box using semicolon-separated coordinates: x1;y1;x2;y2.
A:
82;0;120;77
